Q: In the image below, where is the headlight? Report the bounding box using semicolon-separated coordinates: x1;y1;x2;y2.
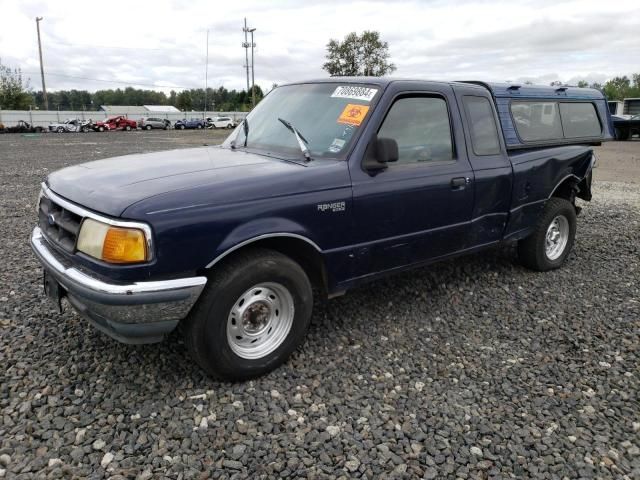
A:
77;218;149;264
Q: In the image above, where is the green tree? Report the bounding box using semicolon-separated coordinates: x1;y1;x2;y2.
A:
600;76;640;101
0;60;33;109
176;90;192;111
576;80;589;88
323;31;396;77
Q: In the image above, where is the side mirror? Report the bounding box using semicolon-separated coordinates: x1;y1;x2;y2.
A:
363;137;399;172
376;137;399;164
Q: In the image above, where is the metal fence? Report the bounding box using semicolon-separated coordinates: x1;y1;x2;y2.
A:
0;109;247;128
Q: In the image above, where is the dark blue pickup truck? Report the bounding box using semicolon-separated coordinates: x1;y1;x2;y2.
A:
31;79;613;379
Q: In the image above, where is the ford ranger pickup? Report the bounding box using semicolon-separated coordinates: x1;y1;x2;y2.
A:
30;79;613;379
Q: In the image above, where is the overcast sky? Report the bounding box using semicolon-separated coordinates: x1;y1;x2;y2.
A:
1;0;638;94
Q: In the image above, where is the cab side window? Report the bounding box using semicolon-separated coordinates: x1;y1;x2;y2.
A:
463;96;501;155
378;96;454;165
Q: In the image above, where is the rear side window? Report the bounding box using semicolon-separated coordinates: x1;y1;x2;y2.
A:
377;96;454;165
463;96;500;155
559;103;601;138
511;101;563;141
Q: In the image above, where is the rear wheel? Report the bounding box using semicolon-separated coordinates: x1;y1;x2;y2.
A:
197;124;203;129
184;248;313;380
98;126;105;132
125;125;132;131
145;125;152;130
179;124;185;130
615;127;630;140
56;127;64;133
518;197;577;271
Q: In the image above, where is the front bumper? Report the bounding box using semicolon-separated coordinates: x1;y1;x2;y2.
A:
30;226;207;344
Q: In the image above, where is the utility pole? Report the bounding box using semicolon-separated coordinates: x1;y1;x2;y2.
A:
204;29;209;120
35;17;48;110
242;18;250;93
249;28;256;108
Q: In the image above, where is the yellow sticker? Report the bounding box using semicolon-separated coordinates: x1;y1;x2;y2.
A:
337;104;370;126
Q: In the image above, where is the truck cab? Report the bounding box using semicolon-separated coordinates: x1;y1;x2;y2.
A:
31;78;613;379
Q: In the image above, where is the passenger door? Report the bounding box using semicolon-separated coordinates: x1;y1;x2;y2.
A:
349;83;475;277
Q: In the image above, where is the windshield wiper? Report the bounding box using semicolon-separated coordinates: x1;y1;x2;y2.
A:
230;118;249;150
278;117;312;161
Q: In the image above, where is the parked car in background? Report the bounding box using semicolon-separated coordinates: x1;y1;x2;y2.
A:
31;79;612;380
48;118;91;133
207;116;236;129
90;120;110;132
5;120;44;134
175;118;206;130
139;117;171;130
104;116;137;131
612;114;640;140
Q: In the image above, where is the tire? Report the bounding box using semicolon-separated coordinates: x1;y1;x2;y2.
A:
197;124;203;129
518;197;577;271
227;124;233;129
145;125;152;130
56;127;64;133
184;248;313;380
615;128;630;141
98;126;104;132
125;125;132;131
81;126;89;133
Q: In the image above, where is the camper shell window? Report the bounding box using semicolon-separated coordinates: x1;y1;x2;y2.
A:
510;101;602;143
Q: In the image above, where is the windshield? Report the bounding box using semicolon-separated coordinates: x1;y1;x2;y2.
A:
222;83;380;159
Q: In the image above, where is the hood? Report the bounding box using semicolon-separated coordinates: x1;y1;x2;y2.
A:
46;147;342;217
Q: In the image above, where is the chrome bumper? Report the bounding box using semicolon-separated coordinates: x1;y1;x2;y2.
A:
30;226;207;344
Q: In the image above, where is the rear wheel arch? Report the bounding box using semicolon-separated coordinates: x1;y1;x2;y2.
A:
550;175;580;202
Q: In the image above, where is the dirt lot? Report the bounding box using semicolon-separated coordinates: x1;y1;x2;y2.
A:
594;138;640;184
0;131;638;479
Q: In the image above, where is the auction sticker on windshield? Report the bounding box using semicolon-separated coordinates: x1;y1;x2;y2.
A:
331;86;378;102
337;104;370;126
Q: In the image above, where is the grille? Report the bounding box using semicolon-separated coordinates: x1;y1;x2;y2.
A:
38;194;82;254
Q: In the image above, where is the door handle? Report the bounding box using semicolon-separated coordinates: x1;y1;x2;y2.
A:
451;177;470;189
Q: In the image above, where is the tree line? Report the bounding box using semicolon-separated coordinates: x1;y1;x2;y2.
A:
1;60;266;111
28;85;265;112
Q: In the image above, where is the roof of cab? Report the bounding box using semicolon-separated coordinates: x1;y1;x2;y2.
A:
462;81;605;100
283;78;604;99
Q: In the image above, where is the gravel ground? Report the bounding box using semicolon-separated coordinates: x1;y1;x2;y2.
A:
0;132;638;479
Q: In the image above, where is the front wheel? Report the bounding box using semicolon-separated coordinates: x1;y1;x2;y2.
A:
518;197;577;271
184;248;313;380
125;125;132;131
145;125;152;130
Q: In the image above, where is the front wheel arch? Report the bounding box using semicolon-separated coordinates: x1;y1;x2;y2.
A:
205;235;328;297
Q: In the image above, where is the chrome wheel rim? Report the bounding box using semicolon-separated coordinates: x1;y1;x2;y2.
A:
226;282;294;359
545;215;569;261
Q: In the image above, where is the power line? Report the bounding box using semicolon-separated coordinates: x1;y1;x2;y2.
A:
22;71;199;90
44;40;179;52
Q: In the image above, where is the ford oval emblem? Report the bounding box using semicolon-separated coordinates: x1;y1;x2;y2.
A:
47;213;56;226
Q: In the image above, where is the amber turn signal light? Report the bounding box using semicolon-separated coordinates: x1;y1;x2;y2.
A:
102;227;147;263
